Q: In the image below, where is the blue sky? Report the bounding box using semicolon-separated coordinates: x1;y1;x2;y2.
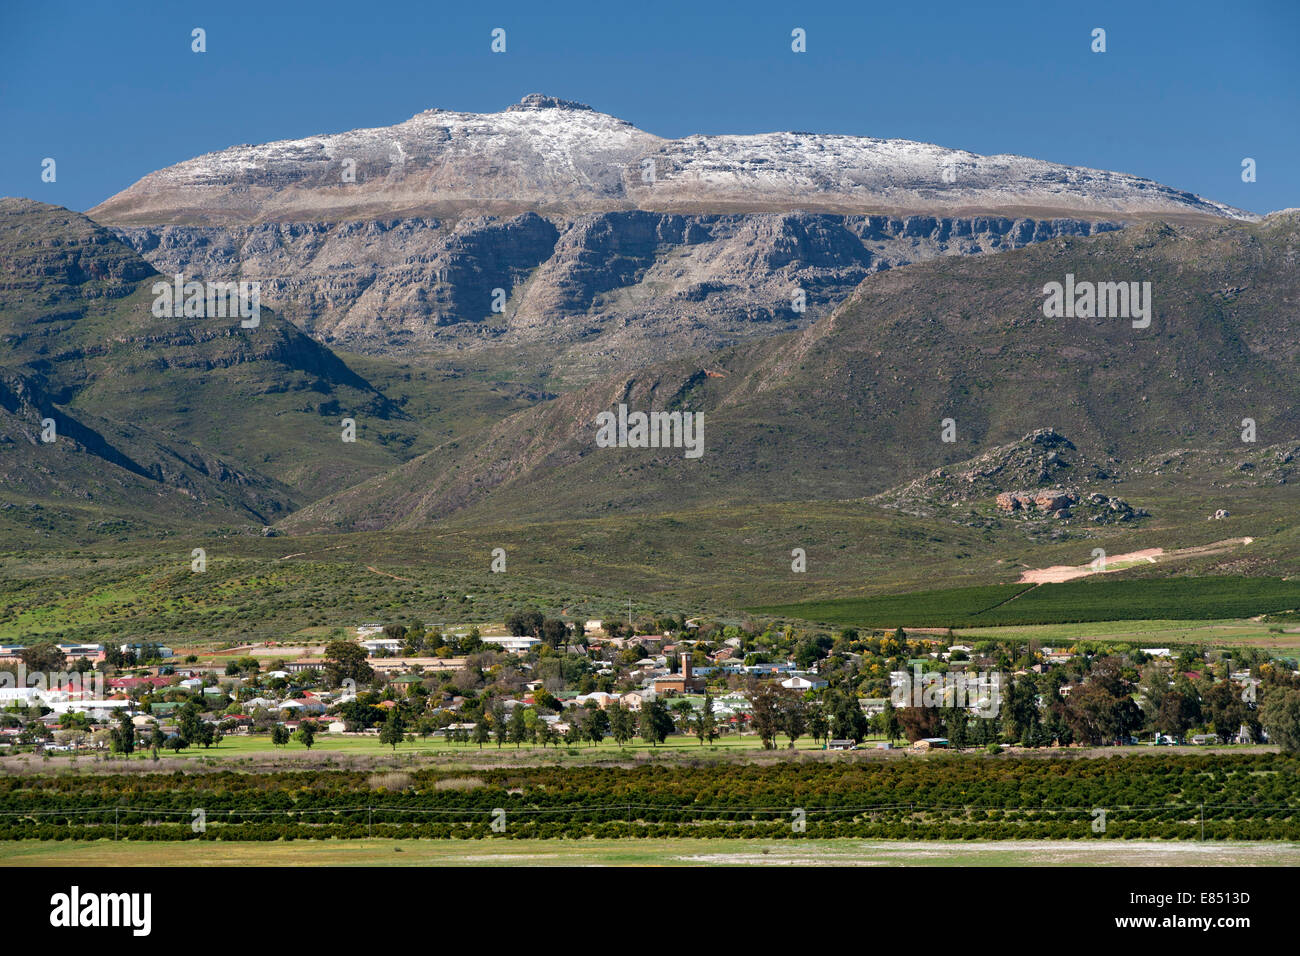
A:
2;0;1296;215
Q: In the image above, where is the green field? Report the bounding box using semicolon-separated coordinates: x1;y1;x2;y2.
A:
756;576;1300;628
9;732;832;764
4;838;1299;867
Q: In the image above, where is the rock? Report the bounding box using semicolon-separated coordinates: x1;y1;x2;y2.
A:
995;491;1023;512
1034;491;1076;511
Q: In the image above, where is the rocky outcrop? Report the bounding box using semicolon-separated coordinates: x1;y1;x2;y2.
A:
996;490;1077;513
110;212;1121;371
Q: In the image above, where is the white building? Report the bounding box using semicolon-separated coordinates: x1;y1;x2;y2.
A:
480;636;542;654
47;699;132;718
360;638;403;656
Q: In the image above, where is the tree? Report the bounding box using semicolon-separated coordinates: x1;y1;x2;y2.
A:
505;609;545;637
295;720;318;749
879;701;902;743
610;705;636;746
779;693;808;747
472;720;491;750
1000;674;1041;744
1155;690;1200;741
809;705;829;747
639;700;672;746
1261;687;1300;753
18;642;66;675
509;706;528;748
378;709;405;751
582;706;610;746
110;709;135;755
828;690;869;743
177;701;202;746
1063;680;1143;745
322;640;374;689
1202;679;1246;742
746;681;783;749
270;723;290;747
696;692;718;745
491;703;509;749
541;618;569;648
897;705;944;743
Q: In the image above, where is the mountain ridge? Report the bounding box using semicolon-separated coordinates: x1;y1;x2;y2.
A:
91;93;1252;227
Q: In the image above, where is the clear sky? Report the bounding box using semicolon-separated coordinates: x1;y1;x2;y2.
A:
1;0;1296;215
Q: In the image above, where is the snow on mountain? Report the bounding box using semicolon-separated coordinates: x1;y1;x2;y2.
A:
91;94;1250;226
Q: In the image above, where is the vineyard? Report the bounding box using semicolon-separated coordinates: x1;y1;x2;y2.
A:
757;576;1300;628
3;754;1298;842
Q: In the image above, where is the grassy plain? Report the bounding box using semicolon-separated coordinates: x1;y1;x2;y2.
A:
4;838;1299;867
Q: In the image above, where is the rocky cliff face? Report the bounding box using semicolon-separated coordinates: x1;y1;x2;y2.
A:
111;211;1121;374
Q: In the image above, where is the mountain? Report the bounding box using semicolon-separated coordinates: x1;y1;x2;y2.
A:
92;95;1249;373
279;211;1300;534
0;199;409;540
92;94;1250;225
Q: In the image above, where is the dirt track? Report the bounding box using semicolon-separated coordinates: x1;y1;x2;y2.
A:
1018;537;1253;584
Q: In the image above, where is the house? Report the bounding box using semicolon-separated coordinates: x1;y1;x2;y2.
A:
583;620;604;635
826;739;857;751
912;737;949;750
360;638;403;657
781;675;827;691
621;691;651;711
285;660;321;674
107;676;173;692
481;636;542;654
278;698;326;715
574;691;621;709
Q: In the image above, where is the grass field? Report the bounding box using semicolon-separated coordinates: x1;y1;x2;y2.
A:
5;733;839;767
756;577;1300;628
3;838;1298;867
956;618;1300;653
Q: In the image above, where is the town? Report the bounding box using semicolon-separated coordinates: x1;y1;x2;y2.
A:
2;611;1293;758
